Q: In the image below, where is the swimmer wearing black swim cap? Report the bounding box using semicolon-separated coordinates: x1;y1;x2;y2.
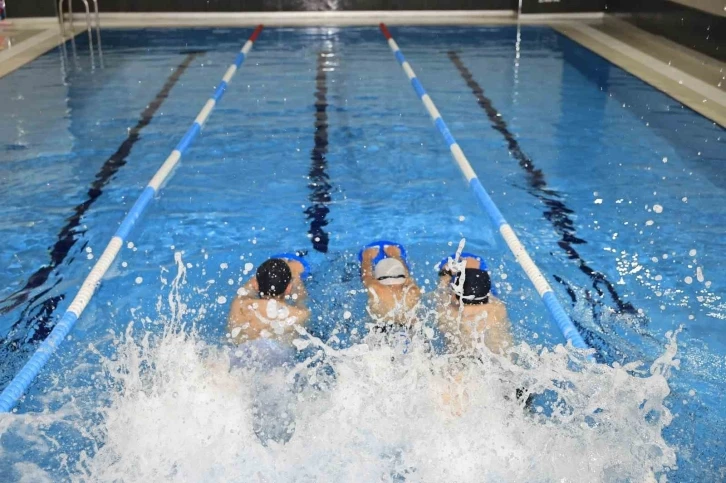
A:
435;255;512;355
227;256;310;345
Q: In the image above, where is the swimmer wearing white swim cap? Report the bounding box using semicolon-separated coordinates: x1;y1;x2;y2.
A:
360;241;421;330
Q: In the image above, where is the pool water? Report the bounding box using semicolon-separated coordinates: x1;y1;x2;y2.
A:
0;26;724;481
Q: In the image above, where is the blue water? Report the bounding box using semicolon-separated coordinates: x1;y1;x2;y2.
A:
0;26;724;480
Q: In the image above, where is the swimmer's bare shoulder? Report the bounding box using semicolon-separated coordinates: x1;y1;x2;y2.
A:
463;295;508;323
462;295;513;354
227;292;262;343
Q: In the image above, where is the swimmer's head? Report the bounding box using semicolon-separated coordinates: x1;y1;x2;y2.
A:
454;268;491;305
374;258;407;286
256;258;292;298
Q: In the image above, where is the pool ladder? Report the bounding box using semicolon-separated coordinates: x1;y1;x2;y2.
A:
57;0;104;68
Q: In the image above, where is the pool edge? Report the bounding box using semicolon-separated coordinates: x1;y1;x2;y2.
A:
554;19;726;128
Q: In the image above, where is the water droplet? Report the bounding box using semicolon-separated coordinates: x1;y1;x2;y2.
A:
135;277;143;284
696;267;704;283
217;296;227;304
653;204;663;214
343;311;352;320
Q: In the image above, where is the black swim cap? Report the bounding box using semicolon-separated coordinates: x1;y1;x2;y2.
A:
256;258;292;297
455;268;491;305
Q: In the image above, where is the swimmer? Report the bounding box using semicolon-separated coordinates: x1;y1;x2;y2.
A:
227;255;311;365
227;254;311;445
434;253;513;355
359;240;421;330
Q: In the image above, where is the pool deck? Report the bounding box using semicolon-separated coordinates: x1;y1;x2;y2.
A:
1;12;724;126
0;20;79;79
555;16;726;127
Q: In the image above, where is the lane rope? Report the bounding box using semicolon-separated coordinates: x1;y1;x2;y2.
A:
0;25;264;413
379;23;591;355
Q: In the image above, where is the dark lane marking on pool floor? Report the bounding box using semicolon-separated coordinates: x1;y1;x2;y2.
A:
305;50;333;253
446;51;641;333
0;51;204;351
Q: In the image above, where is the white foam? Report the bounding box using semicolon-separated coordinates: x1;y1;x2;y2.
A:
66;323;678;482
0;259;680;482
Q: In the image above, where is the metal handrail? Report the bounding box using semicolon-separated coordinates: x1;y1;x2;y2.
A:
57;0;102;68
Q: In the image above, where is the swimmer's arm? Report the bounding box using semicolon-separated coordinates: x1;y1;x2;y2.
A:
227;281;257;329
285;260;309;306
361;247;378;286
288;304;311;327
227;296;248;331
289;276;308;306
481;299;514;355
432;272;452;305
484;324;514;356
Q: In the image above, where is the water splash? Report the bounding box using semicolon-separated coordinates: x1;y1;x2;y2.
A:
66;322;678;481
0;256;680;482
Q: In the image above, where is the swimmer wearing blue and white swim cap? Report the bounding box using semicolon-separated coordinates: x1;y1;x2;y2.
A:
227;256;311;350
359;241;421;330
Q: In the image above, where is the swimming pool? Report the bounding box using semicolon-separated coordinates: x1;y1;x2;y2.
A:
0;25;724;481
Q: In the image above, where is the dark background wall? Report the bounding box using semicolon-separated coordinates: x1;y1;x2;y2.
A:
7;0;56;17
606;0;726;61
5;0;724;63
8;0;615;17
521;0;605;14
6;0;518;17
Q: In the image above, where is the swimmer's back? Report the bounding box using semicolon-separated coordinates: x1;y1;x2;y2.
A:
439;295;512;354
228;295;309;344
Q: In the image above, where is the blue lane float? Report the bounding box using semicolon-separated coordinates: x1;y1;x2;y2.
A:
379;23;591;357
0;25;265;413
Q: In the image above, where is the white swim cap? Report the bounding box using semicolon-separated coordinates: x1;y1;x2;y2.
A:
374;258;407;286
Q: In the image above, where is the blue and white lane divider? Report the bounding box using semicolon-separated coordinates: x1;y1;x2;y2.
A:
379;24;591;355
0;25;265;413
